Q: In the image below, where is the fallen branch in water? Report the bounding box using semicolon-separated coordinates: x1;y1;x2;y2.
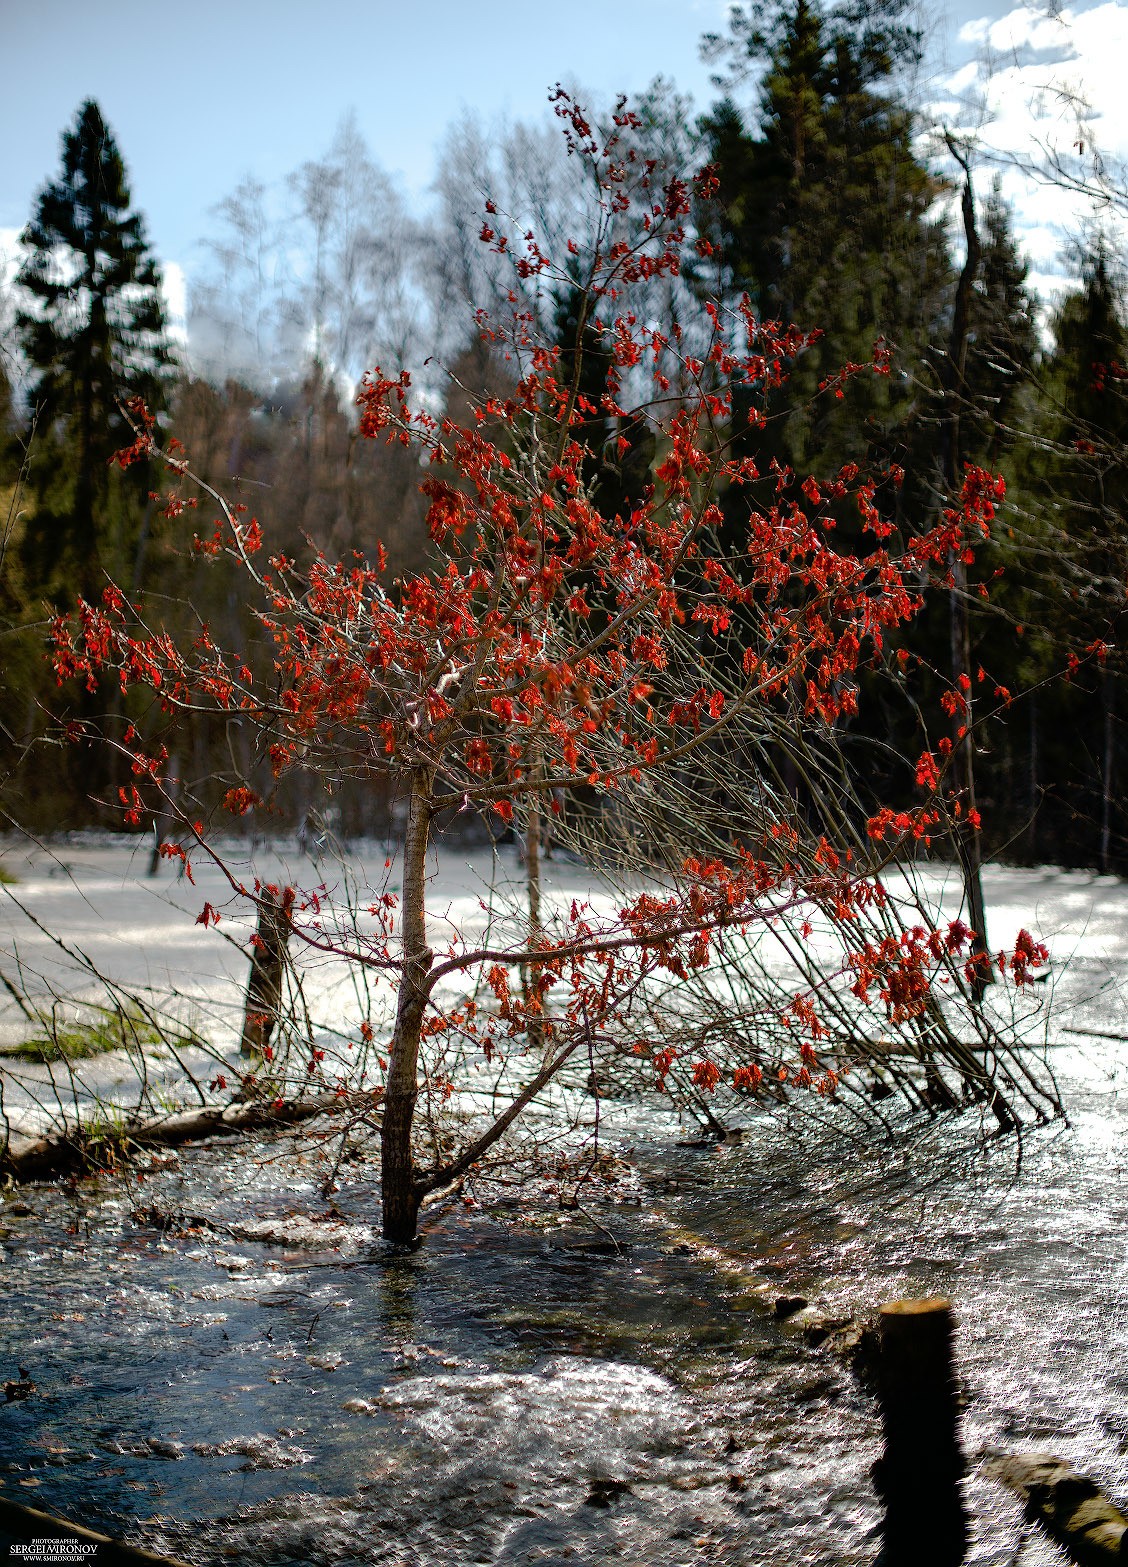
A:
0;1089;379;1181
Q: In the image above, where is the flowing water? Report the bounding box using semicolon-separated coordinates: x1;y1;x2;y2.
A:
3;849;1128;1564
1;1052;1126;1567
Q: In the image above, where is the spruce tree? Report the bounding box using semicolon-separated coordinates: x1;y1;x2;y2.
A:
693;0;951;835
698;0;947;477
1035;241;1128;867
16;100;171;603
962;178;1040;466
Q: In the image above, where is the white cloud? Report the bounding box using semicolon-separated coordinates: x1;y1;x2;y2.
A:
162;259;187;346
941;1;1128;306
1;228;188;358
960;4;1077;55
0;227;19;290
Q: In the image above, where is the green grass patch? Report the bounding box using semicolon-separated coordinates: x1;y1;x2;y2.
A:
7;1003;172;1063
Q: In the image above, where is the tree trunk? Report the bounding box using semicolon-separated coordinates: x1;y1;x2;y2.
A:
949;557;992;1000
1027;688;1039;860
942;149;992;1000
2;1091;351;1182
380;766;433;1243
1100;667;1115;873
148;752;181;876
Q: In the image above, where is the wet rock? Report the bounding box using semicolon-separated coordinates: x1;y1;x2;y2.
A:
539;1236;628;1260
341;1398;380;1416
776;1304;869;1354
228;1215;376;1252
831;1320;881;1379
144;1437;185;1460
191;1433;312;1470
4;1369;35;1402
307;1353;344;1372
584;1477;633;1507
774;1295;808;1320
216;1252;254;1273
984;1450;1128;1562
98;1435;183;1459
794;1372;841;1405
41;1447;96;1466
777;1305;844;1345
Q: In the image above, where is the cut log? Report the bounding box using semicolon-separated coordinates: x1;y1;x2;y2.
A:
984;1451;1128;1564
873;1297;968;1566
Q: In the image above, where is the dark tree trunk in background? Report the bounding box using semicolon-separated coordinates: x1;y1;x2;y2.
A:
941;147;992;999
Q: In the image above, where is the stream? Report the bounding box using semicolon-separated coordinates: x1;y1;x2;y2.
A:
3;848;1128;1564
2;1048;1126;1566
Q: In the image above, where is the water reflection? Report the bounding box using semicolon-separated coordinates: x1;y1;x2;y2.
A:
377;1252;419;1348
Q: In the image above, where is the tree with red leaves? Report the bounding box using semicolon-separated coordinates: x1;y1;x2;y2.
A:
51;92;1056;1242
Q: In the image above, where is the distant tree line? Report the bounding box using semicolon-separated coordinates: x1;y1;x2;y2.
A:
2;0;1127;872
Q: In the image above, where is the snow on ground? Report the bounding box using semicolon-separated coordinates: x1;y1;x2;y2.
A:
0;834;622;1140
1;833;1126;1140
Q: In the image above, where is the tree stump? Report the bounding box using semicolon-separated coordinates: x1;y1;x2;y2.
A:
873;1296;968;1566
240;888;291;1058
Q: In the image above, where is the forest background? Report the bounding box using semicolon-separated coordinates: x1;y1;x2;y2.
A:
3;0;1128;875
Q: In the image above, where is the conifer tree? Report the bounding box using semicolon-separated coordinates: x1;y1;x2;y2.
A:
16;100;171;603
1035;241;1128;867
698;0;947;477
962;178;1039;467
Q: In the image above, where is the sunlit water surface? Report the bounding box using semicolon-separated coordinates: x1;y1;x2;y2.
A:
2;1036;1126;1567
3;847;1128;1565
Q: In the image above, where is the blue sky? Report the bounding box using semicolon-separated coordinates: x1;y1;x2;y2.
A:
2;0;1126;318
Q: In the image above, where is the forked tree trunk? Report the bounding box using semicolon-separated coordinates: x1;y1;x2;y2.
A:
381;767;434;1243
